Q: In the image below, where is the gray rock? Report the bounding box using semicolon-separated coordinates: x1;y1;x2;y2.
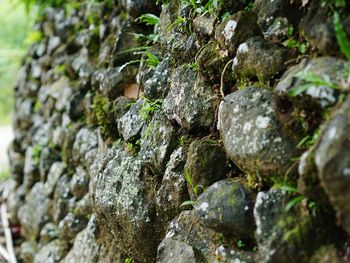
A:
275;57;347;109
254;0;300;41
20;241;37;263
157;239;197;263
72;128;98;170
118;99;146;142
70;166;89;199
232;37;293;81
58;212;89;241
196;41;228;84
52;175;72;223
39;223;59;245
143;57;172;100
314;96;350;234
185;139;229;199
23;146;41;192
99;65;139;100
90;146;159;262
62;215;124;263
44;162;66;197
215;11;261;55
39;147;60;183
156;147;189;226
33;239;68;263
193;13;217;38
218;87;298;183
254;189;325;263
163;66;217;130
139;110;176;173
299;2;337;55
158;210;253;262
18;182;52;240
194;180;255;238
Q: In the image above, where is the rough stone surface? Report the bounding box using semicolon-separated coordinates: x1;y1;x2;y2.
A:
7;1;350;262
194;180;255;238
218;87;298;182
163;66;217;130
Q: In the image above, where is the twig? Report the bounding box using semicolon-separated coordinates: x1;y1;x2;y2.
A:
220;59;233;98
1;203;16;263
0;244;10;262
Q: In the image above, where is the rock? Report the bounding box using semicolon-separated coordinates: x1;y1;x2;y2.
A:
39;147;60;183
58;212;89;242
62;215;124;263
112;96;133;121
254;0;300;41
72;128;98;170
20;241;37;263
118;98;147;142
253;189;328;263
196;41;228;84
139;110;176;173
163;66;218;130
70;166;89;199
44;162;66;197
156;147;189;226
218;87;298;183
157;239;198;263
39;223;59;245
209;245;255;263
33;239;68;263
52;175;72;223
8;142;25;184
215;11;261;55
185;139;229;199
232;37;293;81
143;57;172;100
314;96;350;234
194;180;255;238
119;0;159;18
193;13;217;38
18;182;52;240
275;57;347;109
99;65;139;100
158;210;253;262
23;146;41;192
90;146;159;262
300;2;337;55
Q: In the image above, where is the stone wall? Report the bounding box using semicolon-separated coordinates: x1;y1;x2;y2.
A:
6;0;350;262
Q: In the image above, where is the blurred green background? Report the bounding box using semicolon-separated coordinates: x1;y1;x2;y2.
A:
0;0;34;125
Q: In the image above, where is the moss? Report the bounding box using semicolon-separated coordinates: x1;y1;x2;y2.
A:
92;93;118;142
246;172;264;191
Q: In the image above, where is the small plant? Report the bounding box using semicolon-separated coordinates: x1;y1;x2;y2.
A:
288;71;341;97
282;25;309;54
137;13;160;26
237;240;246;249
333;11;350;61
124;257;134;263
139;98;162;121
180;169;206;208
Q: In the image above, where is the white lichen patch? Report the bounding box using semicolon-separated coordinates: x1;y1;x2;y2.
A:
243;122;253;133
343;168;350;176
222;20;237;41
199;202;209;211
237;43;249;53
256;116;270;129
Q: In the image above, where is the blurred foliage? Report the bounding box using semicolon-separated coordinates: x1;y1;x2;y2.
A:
0;0;34;125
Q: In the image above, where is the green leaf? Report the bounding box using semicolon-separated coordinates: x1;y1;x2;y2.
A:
334;11;350;61
285;195;305;211
180;200;195;207
296;135;311;149
137;13;160;26
288;83;315;97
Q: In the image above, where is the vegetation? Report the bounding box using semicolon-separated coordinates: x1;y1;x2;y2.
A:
0;0;34;125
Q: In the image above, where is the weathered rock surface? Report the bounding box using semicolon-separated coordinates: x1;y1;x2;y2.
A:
218;87;298;183
7;0;350;262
